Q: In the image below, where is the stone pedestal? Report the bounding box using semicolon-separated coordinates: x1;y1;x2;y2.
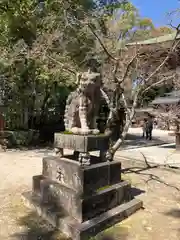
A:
54;133;110;164
22;133;142;240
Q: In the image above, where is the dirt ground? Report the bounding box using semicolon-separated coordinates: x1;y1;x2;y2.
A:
0;149;180;240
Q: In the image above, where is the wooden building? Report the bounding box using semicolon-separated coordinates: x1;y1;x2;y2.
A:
126;32;180;87
150;90;180;130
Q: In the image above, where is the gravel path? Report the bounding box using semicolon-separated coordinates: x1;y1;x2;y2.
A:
0;149;54;240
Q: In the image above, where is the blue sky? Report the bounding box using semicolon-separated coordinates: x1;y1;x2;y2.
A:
131;0;180;26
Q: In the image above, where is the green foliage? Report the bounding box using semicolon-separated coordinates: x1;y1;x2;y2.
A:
0;0;37;46
0;0;97;129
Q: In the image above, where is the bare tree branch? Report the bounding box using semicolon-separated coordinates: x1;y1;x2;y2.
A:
139;26;180;96
88;23;118;61
100;88;111;106
110;88;140;154
109;29;180;157
144;40;180;85
121;52;139;84
168;21;180;30
47;55;76;75
112;61;119;82
122;93;131;118
142;74;176;94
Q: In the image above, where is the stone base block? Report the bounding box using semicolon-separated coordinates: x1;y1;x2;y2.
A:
42;157;122;195
33;176;131;222
22;192;143;240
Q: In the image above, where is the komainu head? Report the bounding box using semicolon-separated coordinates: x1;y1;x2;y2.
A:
76;70;101;95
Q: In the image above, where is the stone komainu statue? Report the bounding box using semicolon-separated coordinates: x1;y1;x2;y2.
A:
64;70;103;135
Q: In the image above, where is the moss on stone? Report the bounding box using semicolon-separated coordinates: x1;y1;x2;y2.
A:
61;130;105;136
62;131;74;135
96;185;110;192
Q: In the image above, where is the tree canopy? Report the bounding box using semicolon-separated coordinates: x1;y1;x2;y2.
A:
0;0;175;130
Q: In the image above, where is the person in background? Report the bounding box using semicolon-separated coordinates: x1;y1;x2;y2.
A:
142;118;148;138
153;118;158;129
147;115;153;140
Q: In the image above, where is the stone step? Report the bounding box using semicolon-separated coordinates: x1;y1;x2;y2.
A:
32;175;45;195
22;191;143;240
39;179;131;222
42;156;122;195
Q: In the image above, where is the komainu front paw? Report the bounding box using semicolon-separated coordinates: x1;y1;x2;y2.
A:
71;127;80;134
92;129;100;135
71;127;91;135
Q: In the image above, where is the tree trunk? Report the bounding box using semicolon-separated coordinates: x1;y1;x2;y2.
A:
28;95;36;129
111;109;135;153
40;87;51;125
107;90;139;159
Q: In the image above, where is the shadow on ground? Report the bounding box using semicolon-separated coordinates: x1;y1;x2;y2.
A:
12;211;128;240
158;143;176;149
164;208;180;233
131;187;145;197
12;212;68;240
121;134;170;150
165;209;180;218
